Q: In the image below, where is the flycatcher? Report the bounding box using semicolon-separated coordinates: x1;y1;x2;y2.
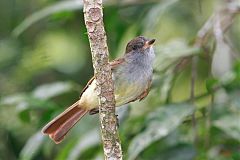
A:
42;36;156;143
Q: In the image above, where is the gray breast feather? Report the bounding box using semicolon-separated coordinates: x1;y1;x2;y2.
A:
112;47;155;105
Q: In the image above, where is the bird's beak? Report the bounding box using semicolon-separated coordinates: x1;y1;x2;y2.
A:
144;39;156;49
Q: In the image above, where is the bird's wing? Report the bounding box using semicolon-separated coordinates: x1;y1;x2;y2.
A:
109;58;125;69
121;77;152;104
79;58;125;98
110;57;152;103
138;78;152;101
79;76;95;98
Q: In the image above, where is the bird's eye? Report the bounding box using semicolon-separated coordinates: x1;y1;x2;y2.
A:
132;45;138;50
133;42;143;50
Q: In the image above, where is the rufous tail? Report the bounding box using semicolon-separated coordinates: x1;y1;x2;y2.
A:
42;101;88;144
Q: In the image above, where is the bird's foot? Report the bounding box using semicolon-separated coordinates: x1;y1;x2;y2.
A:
116;114;120;128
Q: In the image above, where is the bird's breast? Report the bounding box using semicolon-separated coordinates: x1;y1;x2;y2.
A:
113;63;152;106
79;62;152;110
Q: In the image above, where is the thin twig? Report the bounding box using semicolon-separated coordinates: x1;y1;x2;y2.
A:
197;0;202;14
190;56;198;146
205;94;214;148
185;92;210;103
195;4;240;47
83;0;123;159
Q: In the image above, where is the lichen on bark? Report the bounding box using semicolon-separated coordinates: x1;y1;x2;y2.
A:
83;0;123;159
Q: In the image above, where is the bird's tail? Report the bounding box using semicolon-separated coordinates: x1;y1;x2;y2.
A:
42;101;88;144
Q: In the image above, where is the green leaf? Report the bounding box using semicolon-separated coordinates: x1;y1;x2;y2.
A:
144;144;196;160
128;103;194;160
1;81;75;109
161;145;195;160
143;0;180;32
159;68;174;101
19;131;45;160
56;140;77;160
50;11;75;21
18;109;31;123
32;81;75;100
67;129;100;160
233;60;240;75
0;82;72;123
229;91;240;113
206;78;218;92
213;114;240;142
211;35;233;78
12;0;83;37
0;39;18;68
0;93;27;106
154;39;200;72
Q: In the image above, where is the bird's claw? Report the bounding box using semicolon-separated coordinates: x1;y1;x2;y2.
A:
116;114;119;128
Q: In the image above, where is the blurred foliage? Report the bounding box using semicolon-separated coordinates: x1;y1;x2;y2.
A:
0;0;240;160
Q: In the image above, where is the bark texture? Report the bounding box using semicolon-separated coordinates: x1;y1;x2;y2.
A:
83;0;123;159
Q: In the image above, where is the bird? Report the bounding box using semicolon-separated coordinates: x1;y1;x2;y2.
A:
42;36;156;143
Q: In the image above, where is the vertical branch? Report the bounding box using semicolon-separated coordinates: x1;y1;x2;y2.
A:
83;0;123;159
205;94;214;148
190;56;198;145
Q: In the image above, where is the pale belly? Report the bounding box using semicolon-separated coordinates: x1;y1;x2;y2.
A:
79;78;148;110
